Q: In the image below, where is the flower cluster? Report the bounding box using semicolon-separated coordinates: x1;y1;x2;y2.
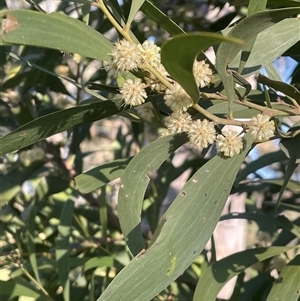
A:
104;39;276;156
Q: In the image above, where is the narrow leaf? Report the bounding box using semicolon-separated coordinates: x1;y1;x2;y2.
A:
266;254;300;301
141;1;184;36
83;257;114;272
97;134;254;301
193;246;295;301
0;10;112;61
0;100;123;155
238;0;267;72
118;133;188;255
216;8;300;108
247;0;267;16
237;18;300;76
75;157;132;193
0;278;47;300
27;206;40;284
126;0;145;28
56;200;74;301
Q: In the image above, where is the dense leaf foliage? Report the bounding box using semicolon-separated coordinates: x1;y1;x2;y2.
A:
0;1;299;301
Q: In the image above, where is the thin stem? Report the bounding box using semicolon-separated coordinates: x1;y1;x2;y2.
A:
202;92;292;117
21;265;55;301
192;103;249;126
95;0;134;42
140;63;172;89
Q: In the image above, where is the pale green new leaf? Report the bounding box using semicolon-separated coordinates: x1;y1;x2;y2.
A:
126;0;145;28
266;254;300;301
97;134;254;301
0;10;112;61
193;246;295;301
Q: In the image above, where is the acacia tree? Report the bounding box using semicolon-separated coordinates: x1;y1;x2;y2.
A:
0;0;300;300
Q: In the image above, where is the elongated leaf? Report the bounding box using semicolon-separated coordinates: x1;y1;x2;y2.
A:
216;8;300;109
118;133;188;256
75;157;132;193
0;100;123;155
236;150;287;183
193;246;295;301
97;134;254;301
27;206;40;284
83;257;114;272
217;8;300;71
238;0;267;72
234;18;300;76
161;33;243;102
0;278;47;300
141;0;184;36
267;0;300;7
56;200;74;301
266;254;300;301
260;179;300;192
247;0;267;15
126;0;145;27
0;10;112;61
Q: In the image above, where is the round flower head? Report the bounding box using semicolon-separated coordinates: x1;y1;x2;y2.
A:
193;60;213;88
164;82;193;111
248;114;275;141
216;130;243;157
187;119;216;149
138;40;161;67
110;39;142;72
119;78;147;107
165;111;192;134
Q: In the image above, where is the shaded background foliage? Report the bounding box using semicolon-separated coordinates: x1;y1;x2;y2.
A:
0;0;300;301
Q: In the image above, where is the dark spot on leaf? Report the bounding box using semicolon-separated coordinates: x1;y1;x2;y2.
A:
2;14;19;34
181;191;186;196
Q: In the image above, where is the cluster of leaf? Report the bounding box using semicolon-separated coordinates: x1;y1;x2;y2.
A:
0;0;300;301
